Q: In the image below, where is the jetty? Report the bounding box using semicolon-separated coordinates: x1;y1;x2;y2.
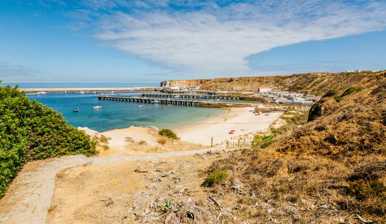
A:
97;93;246;107
22;87;161;94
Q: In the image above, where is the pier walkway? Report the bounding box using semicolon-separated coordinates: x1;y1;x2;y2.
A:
97;94;245;107
141;93;240;101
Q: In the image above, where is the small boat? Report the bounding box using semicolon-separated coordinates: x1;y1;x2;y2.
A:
73;107;80;112
93;105;102;110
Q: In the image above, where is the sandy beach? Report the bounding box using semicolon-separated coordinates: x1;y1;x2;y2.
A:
175;107;282;145
89;107;282;153
98;127;201;155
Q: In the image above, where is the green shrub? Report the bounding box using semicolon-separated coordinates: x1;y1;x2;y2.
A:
323;90;337;97
201;169;228;187
158;128;178;140
340;87;363;98
334;95;343;102
0;85;96;197
159;199;173;213
252;135;274;148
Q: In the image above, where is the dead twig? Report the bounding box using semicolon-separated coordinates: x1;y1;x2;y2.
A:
209;196;222;210
355;214;374;224
134;168;148;173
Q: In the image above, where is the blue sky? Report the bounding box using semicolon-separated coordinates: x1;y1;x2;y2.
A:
1;0;386;82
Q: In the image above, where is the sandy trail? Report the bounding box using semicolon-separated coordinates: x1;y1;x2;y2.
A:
0;146;228;224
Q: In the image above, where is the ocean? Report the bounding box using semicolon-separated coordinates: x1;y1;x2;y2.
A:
28;90;223;132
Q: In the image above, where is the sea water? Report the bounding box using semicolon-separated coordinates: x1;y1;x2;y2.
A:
29;93;223;132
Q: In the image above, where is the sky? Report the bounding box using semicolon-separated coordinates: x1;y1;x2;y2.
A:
1;0;386;83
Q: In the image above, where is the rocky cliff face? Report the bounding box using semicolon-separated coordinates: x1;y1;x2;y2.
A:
162;71;383;96
160;79;210;88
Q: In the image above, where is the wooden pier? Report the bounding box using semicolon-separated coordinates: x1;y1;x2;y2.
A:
141;93;240;101
97;94;244;107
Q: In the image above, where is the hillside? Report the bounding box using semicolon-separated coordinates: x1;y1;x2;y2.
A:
0;86;96;197
201;71;385;223
162;70;383;96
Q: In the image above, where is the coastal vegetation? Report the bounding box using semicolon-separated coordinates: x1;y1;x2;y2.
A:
201;168;229;187
251;134;274;148
201;71;386;223
158;128;179;140
0;85;96;197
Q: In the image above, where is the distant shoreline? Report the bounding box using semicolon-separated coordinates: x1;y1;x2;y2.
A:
22;87;161;94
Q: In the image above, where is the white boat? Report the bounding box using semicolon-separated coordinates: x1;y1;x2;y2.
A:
93;105;102;110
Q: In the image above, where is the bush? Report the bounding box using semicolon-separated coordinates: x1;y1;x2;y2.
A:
202;169;228;187
334;95;343;102
323;90;337;97
340;87;363;98
308;102;322;122
0;85;96;197
252;135;274;148
158;128;178;140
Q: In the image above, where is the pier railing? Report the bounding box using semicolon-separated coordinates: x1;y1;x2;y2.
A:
141;93;240;101
97;95;247;107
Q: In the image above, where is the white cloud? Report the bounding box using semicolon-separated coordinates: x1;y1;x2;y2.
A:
92;0;386;74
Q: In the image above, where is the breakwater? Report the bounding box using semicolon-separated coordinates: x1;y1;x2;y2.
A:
23;87;161;94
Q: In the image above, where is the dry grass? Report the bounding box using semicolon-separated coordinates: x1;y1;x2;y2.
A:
201;71;386;223
93;135;110;153
169;70;384;96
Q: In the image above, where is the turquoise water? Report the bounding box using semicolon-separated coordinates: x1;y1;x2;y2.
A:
29;93;223;132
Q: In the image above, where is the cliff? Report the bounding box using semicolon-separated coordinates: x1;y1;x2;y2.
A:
162;71;383;96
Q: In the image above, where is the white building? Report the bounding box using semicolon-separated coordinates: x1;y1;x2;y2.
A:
257;87;272;93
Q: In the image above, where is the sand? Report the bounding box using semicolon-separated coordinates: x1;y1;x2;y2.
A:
96;107;282;149
99;126;202;155
175;107;282;145
80;106;283;151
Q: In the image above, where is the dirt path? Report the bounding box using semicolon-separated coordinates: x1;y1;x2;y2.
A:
0;156;89;224
47;154;225;224
0;146;230;224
